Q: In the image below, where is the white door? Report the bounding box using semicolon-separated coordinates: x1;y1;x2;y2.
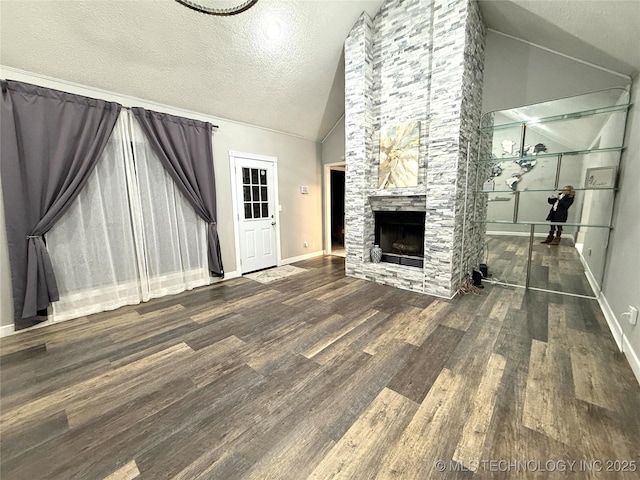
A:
235;158;278;273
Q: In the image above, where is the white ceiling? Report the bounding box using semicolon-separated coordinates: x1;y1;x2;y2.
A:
1;0;638;142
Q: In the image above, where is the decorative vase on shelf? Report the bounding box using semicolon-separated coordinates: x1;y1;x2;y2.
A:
371;244;382;263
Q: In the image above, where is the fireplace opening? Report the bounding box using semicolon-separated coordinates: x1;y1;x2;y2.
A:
374;211;425;268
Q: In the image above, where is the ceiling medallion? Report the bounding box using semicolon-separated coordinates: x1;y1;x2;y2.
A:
174;0;258;16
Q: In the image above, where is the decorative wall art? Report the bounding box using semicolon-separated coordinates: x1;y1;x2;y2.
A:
488;140;546;190
585;166;616;189
378;121;420;189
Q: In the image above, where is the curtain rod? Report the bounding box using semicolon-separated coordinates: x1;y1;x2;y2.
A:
1;76;219;130
123;106;219;130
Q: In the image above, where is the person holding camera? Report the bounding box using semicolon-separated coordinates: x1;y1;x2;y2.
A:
541;185;575;245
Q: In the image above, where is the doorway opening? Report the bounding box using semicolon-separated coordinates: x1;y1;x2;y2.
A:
324;163;345;257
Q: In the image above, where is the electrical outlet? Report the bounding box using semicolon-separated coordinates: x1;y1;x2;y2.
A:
303;241;308;248
587;248;592;257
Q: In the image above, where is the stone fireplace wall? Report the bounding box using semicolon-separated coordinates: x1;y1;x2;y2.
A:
344;0;486;298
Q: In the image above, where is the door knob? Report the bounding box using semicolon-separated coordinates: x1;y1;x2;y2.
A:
271;221;276;226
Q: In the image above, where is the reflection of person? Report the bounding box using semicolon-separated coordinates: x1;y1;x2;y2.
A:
541;185;575;245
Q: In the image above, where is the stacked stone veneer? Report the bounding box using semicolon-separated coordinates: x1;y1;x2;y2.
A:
345;0;486;298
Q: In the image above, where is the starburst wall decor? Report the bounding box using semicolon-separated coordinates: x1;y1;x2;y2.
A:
378;121;420;189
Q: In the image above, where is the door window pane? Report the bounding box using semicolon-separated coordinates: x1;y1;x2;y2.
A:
242;167;271;220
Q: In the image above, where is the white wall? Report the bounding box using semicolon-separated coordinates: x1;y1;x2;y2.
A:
482;31;629;113
0;67;322;330
321;115;346;167
602;75;640;382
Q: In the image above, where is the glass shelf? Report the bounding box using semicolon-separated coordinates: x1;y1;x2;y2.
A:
472;87;629;299
476;187;616;194
479;103;631;132
479;146;624;163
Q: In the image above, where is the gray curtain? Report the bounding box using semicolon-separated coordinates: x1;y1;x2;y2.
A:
131;108;224;277
1;80;121;330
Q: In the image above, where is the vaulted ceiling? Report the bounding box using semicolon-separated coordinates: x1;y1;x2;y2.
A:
1;0;638;142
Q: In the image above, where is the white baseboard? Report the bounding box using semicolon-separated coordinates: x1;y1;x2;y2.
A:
599;293;623;350
598;293;640;386
576;246;601;299
622;334;640;387
0;317;58;338
212;270;240;282
0;323;15;338
279;250;324;265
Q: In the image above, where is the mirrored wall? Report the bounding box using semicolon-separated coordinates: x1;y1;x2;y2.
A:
473;87;631;297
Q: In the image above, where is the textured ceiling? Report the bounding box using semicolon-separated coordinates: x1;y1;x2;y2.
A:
1;0;638;142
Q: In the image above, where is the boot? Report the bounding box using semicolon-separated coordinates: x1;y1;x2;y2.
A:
550;237;561;245
541;236;553;244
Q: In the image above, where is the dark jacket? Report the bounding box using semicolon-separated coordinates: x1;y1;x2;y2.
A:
546;194;574;222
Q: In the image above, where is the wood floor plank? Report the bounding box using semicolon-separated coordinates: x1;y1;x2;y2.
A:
309;310;391;366
0;317;88;355
190;289;284;323
481;345;532;468
568;329;633;413
521;290;549;343
311;341;416;442
522;339;577;445
387;324;465;403
202;351;370;479
107;304;192;343
65;365;264;480
307;388;419;480
133;354;331;479
0;410;69;463
240;420;335;480
0;342;47;366
303;309;379;359
0;374;200;479
362;306;425;355
0;342;194;433
375;368;466;479
101;460;140;480
0;335;113;405
452;352;507;470
436;296;480;332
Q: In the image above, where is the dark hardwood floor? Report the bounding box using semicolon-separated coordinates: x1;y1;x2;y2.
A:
1;256;639;479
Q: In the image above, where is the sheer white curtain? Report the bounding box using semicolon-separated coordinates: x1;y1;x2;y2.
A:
129;114;209;301
46;112;210;323
47;115;141;321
